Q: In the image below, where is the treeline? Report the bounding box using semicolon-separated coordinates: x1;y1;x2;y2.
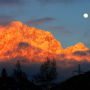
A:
1;58;90;90
0;58;57;90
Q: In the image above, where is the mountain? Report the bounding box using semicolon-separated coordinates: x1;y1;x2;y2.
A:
0;21;90;62
0;21;62;62
64;42;88;53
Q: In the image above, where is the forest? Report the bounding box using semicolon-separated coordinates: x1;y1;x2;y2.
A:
0;58;90;90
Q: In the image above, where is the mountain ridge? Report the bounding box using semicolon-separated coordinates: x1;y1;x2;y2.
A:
0;21;90;62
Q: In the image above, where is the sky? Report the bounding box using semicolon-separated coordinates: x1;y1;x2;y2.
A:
0;0;90;48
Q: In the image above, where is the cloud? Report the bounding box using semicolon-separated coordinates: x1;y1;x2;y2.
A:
18;42;30;48
26;17;55;27
0;16;15;25
73;51;87;56
73;50;90;56
37;0;73;4
0;0;23;6
37;0;90;4
86;50;90;54
43;26;72;35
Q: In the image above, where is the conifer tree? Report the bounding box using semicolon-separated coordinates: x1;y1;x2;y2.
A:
34;58;57;90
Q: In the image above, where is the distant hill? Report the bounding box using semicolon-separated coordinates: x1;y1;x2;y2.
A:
52;71;90;90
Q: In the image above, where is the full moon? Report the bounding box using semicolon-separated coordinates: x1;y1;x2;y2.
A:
83;13;89;19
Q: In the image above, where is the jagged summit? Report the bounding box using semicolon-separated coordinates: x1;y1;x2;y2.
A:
64;42;88;53
10;21;23;27
74;42;88;51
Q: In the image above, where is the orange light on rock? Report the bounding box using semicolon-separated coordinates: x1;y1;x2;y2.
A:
0;21;90;63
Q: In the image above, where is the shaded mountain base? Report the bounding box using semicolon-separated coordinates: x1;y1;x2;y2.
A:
0;76;41;90
52;71;90;90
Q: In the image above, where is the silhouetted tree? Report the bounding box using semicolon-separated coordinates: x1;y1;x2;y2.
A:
34;58;57;90
13;60;27;82
77;64;82;75
0;68;10;90
74;63;83;75
1;68;8;79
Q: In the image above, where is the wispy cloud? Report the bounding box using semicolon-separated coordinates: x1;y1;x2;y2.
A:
73;50;90;56
26;17;55;27
43;26;72;35
0;0;23;6
73;51;87;56
37;0;73;4
37;0;90;4
0;16;15;25
26;18;72;35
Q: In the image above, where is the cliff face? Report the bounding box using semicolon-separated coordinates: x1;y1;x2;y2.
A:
0;21;90;62
0;21;63;61
63;42;88;54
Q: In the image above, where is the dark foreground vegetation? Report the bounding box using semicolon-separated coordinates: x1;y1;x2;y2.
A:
0;59;90;90
52;71;90;90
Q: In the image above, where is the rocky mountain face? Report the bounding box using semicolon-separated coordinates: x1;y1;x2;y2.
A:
0;21;90;62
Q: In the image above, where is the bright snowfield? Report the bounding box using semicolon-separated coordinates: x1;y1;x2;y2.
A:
0;21;90;81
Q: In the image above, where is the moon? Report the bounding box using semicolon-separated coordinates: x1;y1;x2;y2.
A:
83;13;89;19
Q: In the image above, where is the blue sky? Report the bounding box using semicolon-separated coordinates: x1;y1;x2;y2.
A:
0;0;90;48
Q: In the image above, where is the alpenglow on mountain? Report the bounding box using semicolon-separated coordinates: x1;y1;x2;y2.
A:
0;21;90;62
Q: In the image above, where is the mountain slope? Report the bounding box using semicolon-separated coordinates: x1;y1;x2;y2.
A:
0;21;62;61
64;42;88;53
0;21;90;62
